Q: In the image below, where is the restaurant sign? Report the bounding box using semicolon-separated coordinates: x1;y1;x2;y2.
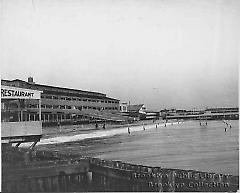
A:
1;85;41;100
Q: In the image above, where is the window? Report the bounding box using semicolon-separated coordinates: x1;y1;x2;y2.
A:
72;98;77;101
46;95;52;99
46;105;52;109
66;97;71;101
61;97;66;100
53;96;58;100
41;105;46;109
78;98;82;101
60;105;65;109
29;104;38;108
83;99;87;102
66;106;71;109
53;105;59;109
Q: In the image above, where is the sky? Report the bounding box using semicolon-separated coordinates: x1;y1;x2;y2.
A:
1;0;239;110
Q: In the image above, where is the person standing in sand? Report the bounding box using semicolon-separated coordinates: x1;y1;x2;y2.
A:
58;121;62;133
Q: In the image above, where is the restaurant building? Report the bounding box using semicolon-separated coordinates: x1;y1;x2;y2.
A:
1;77;123;125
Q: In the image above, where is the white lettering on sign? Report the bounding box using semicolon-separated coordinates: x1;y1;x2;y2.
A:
1;85;41;99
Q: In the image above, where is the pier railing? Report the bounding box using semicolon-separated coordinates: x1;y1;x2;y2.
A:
2;151;239;192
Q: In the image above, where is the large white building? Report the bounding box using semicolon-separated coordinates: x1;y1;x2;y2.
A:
1;78;130;125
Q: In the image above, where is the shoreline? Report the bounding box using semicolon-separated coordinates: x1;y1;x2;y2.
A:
13;119;238;176
20;119;181;147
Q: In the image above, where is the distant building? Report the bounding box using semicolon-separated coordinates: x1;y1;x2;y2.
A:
1;78;126;125
124;104;146;120
160;107;239;120
205;107;239;114
121;104;160;120
144;110;160;120
119;102;128;112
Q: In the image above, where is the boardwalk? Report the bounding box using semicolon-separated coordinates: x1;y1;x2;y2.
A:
2;155;238;192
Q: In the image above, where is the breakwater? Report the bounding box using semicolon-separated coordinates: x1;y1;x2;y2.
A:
2;151;239;192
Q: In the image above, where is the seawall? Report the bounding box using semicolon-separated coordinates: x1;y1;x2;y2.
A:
2;150;239;192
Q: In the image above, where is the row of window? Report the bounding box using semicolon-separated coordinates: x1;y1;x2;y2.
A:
41;95;118;104
27;104;118;110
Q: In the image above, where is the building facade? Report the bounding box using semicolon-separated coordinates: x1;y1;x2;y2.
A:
1;78;121;125
119;102;128;112
1;85;42;144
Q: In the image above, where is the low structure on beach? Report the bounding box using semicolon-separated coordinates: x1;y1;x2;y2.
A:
160;107;239;120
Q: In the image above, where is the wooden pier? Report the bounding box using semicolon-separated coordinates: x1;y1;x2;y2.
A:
2;151;239;192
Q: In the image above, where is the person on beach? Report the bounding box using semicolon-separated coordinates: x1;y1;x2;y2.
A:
143;123;145;131
224;127;227;132
103;123;106;129
128;127;131;135
156;124;157;129
95;123;98;129
57;121;62;133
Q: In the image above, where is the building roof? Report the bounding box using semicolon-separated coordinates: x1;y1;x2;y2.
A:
1;79;119;101
206;107;239;111
127;104;144;112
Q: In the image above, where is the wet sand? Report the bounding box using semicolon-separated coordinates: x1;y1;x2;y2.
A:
35;120;238;176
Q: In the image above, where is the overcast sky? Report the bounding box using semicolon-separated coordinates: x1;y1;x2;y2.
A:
1;0;239;110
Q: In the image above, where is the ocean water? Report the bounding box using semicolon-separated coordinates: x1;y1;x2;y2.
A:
95;120;239;176
23;119;238;176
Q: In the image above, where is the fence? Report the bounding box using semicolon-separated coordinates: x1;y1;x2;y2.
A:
2;153;239;192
